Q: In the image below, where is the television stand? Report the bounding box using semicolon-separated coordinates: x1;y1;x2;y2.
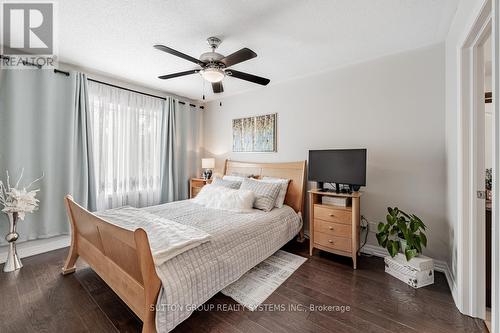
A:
308;189;362;269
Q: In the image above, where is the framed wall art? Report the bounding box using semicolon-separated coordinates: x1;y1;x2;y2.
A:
232;113;277;152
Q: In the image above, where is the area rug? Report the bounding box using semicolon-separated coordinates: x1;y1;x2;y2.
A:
221;250;307;310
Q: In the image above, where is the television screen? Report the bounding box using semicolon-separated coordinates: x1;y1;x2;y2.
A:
308;149;367;186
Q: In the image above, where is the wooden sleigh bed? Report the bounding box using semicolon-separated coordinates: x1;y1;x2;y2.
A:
61;160;306;333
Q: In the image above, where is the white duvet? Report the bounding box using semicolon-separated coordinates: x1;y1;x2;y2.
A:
98;200;302;332
99;199;302;332
96;207;211;265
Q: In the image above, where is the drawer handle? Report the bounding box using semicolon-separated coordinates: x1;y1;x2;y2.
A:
328;239;334;244
329;213;335;217
329;227;334;230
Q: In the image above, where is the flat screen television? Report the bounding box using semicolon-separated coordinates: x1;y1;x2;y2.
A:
308;149;367;191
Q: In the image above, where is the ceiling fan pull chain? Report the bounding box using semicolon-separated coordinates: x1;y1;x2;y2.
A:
202;79;206;100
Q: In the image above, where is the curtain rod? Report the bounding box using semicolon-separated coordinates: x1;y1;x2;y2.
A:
52;68;204;109
88;77;167;100
87;77;204;109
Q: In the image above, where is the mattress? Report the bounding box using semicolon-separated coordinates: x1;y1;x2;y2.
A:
140;199;302;332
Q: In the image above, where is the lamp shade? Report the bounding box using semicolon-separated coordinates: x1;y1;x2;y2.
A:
202;158;215;169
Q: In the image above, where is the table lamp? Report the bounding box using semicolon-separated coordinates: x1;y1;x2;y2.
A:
202;158;215;179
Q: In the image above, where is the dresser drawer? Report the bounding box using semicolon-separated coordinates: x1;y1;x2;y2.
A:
314;232;352;253
314;205;351;224
314;219;351;238
191;187;203;197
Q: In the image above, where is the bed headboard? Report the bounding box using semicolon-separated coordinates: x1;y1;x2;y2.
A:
223;159;307;214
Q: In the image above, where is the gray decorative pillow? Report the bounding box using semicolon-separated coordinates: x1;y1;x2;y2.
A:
240;178;281;212
229;172;257;178
211;177;242;189
261;177;290;208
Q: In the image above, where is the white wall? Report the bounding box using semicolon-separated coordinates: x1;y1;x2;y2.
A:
203;44;449;262
445;0;490;289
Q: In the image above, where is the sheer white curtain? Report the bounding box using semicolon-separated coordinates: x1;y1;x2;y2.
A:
88;81;164;210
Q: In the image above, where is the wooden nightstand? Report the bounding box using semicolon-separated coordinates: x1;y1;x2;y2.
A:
189;178;212;198
308;189;362;269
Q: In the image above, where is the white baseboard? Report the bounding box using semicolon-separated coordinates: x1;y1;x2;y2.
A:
361;244;458;304
0;235;71;264
360;244;390;258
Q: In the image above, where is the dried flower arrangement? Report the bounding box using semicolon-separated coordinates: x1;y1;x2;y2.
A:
0;169;43;220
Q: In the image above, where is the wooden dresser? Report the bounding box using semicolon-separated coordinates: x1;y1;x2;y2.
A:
189;178;212;198
309;189;362;269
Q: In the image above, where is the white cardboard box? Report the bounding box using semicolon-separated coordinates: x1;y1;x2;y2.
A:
384;255;434;288
391;253;434;271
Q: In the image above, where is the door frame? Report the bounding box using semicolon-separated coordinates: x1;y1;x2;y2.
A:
457;0;497;329
492;1;499;331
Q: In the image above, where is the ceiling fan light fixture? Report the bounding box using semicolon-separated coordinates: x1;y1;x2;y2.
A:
201;68;225;83
154;38;270;94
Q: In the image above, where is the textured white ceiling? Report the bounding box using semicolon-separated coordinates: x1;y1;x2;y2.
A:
55;0;458;101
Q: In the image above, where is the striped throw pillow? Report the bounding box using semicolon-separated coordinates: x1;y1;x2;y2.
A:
240;178;281;212
261;177;290;208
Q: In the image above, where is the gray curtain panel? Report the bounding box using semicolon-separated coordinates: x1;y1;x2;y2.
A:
160;98;203;203
74;73;97;211
0;69;96;244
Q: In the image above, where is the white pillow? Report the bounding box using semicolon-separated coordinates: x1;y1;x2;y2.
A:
261;177;290;208
192;184;255;213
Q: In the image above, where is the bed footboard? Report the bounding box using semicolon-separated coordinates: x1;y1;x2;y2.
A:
62;195;161;333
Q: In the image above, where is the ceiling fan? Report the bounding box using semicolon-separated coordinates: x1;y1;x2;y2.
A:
154;37;270;94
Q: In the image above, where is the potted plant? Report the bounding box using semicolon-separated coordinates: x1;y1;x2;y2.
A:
376;207;427;261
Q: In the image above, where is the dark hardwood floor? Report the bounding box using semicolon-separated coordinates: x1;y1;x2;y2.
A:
0;240;487;333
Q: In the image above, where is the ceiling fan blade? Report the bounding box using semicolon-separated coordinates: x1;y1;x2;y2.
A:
220;48;257;67
226;69;270;86
154;45;205;66
212;81;224;93
158;69;198;80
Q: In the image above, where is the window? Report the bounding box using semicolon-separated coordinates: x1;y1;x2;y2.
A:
88;81;165;210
